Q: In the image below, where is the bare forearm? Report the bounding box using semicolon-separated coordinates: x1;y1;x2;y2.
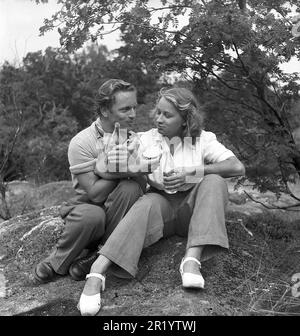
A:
98;171;147;180
88;179;118;203
181;157;245;180
204;157;245;178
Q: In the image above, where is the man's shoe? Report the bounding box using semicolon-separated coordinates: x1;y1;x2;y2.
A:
69;252;99;281
33;260;56;283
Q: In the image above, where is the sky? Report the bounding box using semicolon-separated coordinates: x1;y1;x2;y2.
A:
0;0;60;65
0;0;121;66
0;0;299;73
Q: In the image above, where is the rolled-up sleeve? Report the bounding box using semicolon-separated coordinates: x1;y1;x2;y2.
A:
202;132;235;163
68;137;97;175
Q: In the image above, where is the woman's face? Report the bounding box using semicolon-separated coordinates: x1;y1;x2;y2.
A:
155;97;184;139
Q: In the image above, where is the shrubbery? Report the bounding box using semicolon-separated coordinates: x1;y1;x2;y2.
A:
0;46;159;184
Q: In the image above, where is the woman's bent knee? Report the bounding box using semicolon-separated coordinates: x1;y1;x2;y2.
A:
138;192;165;207
201;174;227;190
203;174;225;183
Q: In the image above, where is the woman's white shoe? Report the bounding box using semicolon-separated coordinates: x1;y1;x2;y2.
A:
78;273;106;316
179;257;205;289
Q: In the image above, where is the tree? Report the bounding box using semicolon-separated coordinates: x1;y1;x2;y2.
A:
0;50;80;184
35;0;300;199
0;41;161;187
0;110;22;220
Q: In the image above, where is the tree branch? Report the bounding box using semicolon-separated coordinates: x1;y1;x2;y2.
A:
148;5;192;12
209;88;264;116
231;41;293;134
183;51;241;91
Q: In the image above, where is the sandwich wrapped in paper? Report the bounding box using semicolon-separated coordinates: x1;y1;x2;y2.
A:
142;141;163;160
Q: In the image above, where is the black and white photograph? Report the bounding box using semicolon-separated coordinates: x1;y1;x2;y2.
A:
0;0;300;324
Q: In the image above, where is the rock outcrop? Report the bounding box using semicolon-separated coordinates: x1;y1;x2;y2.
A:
0;180;299;316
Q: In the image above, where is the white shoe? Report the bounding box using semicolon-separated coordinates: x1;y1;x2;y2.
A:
77;273;106;316
179;257;205;289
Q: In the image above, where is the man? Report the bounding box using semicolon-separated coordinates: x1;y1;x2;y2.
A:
33;79;158;283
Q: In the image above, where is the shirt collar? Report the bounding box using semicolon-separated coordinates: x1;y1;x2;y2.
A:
94;118;104;139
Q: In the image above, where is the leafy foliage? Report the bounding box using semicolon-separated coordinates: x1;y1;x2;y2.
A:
33;0;300;196
0;45;160;186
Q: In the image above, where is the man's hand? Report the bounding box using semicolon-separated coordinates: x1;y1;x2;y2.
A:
95;153;108;175
107;144;131;172
107;143;161;174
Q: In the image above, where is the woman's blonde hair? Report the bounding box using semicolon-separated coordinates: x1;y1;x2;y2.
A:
156;87;205;140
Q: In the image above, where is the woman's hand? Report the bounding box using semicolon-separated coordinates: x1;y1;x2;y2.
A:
163;166;204;192
163;168;187;193
106;143;161;174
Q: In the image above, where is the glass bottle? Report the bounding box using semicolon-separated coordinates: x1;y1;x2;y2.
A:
104;122;120;172
163;150;177;194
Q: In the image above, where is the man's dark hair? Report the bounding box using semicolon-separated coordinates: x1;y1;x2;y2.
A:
94;79;136;117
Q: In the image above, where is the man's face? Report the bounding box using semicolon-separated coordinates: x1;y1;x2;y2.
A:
107;90;137;129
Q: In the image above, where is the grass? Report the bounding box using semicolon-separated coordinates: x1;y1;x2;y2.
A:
226;210;300;316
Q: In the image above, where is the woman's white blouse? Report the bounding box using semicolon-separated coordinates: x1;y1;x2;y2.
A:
138;128;235;191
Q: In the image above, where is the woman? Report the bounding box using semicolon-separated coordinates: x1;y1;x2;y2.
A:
78;87;245;316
